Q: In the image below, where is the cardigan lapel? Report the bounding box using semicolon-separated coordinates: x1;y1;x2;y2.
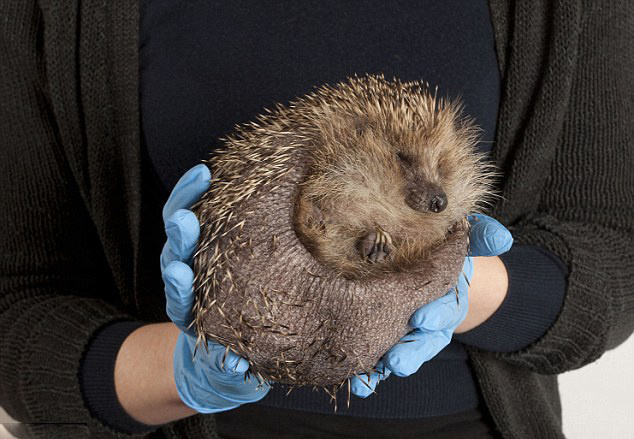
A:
39;0;89;204
487;0;582;225
82;0;142;312
41;0;142;311
476;0;582;436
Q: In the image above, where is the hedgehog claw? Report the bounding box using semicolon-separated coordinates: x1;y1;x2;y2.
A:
358;228;392;263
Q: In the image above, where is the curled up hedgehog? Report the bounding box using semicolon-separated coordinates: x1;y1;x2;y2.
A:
190;73;497;410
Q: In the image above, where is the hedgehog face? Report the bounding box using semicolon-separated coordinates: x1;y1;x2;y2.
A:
395;149;447;214
283;76;492;278
294;122;471;279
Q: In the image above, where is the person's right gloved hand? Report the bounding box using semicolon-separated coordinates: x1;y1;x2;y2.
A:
161;164;271;414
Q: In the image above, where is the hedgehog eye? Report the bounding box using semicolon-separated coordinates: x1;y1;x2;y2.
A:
396;151;413;166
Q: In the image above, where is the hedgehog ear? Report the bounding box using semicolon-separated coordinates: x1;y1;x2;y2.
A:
307;199;326;232
298;197;326;233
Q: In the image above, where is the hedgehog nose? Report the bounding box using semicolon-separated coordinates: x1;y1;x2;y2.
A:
429;192;447;213
405;187;448;213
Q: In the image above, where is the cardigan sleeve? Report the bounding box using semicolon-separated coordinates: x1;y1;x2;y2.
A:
454;244;567;352
0;3;157;437
485;4;634;375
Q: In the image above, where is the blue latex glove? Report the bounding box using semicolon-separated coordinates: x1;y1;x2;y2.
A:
161;164;271;413
350;213;513;397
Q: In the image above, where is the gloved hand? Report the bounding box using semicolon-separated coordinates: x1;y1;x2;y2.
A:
349;213;513;397
160;164;271;413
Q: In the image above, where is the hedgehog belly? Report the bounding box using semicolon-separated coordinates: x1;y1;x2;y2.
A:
191;163;469;389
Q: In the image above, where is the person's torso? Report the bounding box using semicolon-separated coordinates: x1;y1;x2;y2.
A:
139;0;500;434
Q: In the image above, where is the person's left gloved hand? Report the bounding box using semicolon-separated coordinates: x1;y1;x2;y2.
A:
349;213;513;397
161;164;271;413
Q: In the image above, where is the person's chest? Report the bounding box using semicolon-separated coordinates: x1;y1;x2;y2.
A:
139;0;500;196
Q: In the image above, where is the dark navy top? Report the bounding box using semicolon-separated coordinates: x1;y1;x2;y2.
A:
78;0;568;435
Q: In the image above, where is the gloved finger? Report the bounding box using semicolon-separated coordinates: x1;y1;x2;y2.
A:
461;255;475;280
192;338;251;375
198;370;271;406
467;213;513;257
174;334;269;412
174;362;242;413
163;164;211;223
211;344;251;375
409;257;472;330
409;291;464;331
349;357;392;398
196;341;271;401
375;359;392;381
160;241;177;273
383;329;451;377
164;209;201;264
350;371;382;398
163;260;195;333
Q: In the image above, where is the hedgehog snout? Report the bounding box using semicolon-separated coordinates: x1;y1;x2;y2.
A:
405;184;447;213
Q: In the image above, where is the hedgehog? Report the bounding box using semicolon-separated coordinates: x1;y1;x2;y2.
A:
190;73;496;410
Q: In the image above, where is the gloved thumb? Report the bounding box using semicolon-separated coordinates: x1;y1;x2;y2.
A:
467;213;513;257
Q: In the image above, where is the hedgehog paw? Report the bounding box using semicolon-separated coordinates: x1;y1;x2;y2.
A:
358;228;392;263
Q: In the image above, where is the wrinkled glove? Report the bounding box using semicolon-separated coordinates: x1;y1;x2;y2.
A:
350;213;513;397
161;164;271;414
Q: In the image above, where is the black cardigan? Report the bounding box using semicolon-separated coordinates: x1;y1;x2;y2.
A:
1;1;633;438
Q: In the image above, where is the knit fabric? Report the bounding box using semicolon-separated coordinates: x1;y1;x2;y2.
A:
78;321;151;435
1;1;633;439
456;245;568;353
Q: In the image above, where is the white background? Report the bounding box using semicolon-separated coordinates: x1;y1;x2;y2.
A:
1;335;633;438
559;334;634;438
